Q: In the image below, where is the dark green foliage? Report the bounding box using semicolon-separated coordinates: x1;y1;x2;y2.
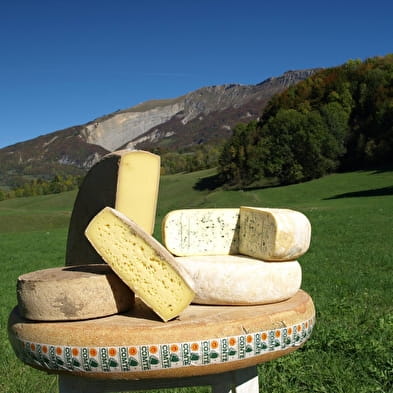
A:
1;174;83;200
218;54;393;187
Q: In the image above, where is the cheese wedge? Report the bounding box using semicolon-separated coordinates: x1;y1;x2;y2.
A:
175;255;302;305
16;265;134;321
66;150;160;266
85;207;195;322
239;207;311;261
162;208;240;256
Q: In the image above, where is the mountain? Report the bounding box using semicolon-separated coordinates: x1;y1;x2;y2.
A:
0;69;318;188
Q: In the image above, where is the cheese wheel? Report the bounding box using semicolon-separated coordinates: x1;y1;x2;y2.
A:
239;207;311;261
16;265;134;321
162;208;240;256
85;207;195;322
175;255;302;305
66;150;160;266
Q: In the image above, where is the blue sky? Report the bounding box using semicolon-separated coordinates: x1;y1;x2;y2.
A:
1;0;392;148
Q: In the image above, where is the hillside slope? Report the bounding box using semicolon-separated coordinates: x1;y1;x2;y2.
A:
0;69;317;188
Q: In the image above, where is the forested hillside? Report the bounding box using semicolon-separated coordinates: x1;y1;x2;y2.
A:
218;55;393;186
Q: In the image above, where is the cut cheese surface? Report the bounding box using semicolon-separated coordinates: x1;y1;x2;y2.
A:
162;208;240;256
175;255;302;305
16;265;134;321
85;207;195;322
239;207;311;261
66;150;160;266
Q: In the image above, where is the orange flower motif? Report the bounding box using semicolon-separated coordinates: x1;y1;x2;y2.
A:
30;343;36;351
56;347;62;355
109;348;117;357
261;333;268;341
90;348;98;357
128;347;137;356
42;345;48;354
149;345;158;354
287;328;293;335
191;343;199;351
170;344;179;352
211;340;219;349
246;335;253;343
229;337;236;346
72;348;79;357
297;325;302;332
305;321;309;329
275;330;281;338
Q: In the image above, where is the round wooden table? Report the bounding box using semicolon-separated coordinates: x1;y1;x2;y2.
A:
8;290;315;392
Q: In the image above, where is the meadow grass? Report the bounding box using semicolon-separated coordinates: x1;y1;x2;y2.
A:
0;169;392;392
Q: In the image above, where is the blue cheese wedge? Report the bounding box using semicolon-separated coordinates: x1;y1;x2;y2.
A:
175;255;302;305
162;208;240;256
239;207;311;261
85;207;195;322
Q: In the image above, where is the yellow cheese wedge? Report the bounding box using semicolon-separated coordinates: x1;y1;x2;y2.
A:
85;207;195;322
162;208;240;256
16;265;134;321
175;255;302;305
239;207;311;261
66;150;160;266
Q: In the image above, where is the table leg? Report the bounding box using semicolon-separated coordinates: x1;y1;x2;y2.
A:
58;366;259;393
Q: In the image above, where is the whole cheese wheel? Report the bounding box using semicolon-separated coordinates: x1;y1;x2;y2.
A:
162;208;240;256
85;207;195;322
16;265;134;321
175;255;302;305
239;207;311;261
66;150;160;266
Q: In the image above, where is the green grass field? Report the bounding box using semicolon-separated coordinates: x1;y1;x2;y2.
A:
1;168;392;393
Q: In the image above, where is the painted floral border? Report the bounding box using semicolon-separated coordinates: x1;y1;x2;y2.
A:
13;316;315;373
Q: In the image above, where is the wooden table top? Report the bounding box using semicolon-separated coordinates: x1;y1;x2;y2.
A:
8;290;315;379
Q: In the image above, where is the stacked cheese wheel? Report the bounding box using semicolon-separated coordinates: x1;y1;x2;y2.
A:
17;149;311;323
162;207;311;305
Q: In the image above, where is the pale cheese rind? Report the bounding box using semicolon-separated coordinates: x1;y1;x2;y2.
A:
162;208;240;256
175;255;302;305
239;206;311;261
16;265;134;321
66;149;160;266
85;207;195;322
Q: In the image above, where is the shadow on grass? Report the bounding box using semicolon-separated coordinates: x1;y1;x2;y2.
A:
193;174;225;190
325;185;393;199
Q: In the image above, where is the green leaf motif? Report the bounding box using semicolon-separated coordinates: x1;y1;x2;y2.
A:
229;349;237;356
128;357;139;367
56;357;64;366
149;356;159;365
89;359;99;368
170;354;180;362
109;358;118;367
72;358;81;367
246;345;253;353
261;343;268;350
190;353;200;361
209;351;219;359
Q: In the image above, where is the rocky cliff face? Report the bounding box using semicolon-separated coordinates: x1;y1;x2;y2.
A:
0;68;319;187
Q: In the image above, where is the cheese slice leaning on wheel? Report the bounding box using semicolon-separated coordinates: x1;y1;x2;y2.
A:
66;150;160;266
162;208;240;256
85;207;195;322
175;255;302;305
239;207;311;261
16;265;134;321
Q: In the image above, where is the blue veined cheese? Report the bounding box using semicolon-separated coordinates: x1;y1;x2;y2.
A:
162;208;240;256
175;255;302;305
239;207;311;261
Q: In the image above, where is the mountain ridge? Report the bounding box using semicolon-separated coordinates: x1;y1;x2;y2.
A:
0;68;319;188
